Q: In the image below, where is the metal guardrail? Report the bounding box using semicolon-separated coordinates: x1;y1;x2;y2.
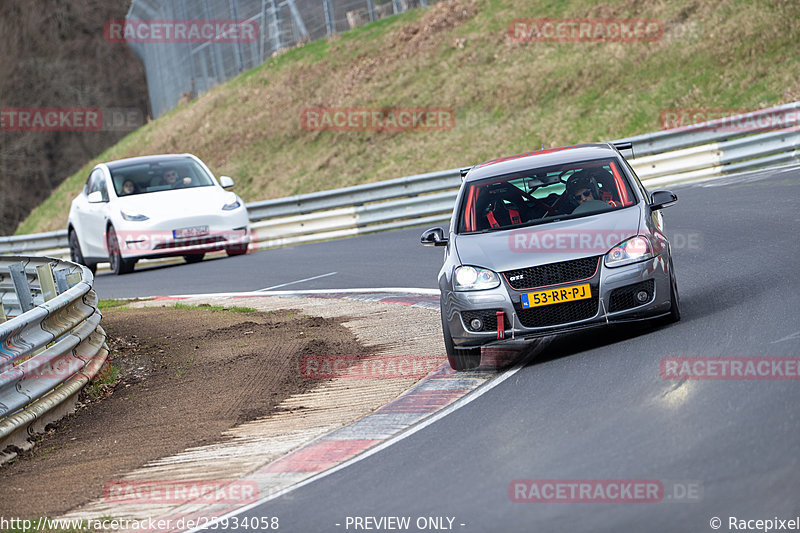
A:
0;256;107;459
2;103;799;258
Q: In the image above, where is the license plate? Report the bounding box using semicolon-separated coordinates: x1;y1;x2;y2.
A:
173;225;209;239
521;283;592;309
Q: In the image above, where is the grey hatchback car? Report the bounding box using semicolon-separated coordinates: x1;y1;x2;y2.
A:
421;143;680;370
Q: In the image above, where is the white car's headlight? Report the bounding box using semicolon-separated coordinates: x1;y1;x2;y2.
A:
222;193;241;211
604;235;653;267
120;210;149;221
453;266;501;291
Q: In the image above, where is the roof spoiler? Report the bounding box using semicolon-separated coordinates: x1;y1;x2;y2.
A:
460;167;472;180
612;141;634;158
612;141;633;151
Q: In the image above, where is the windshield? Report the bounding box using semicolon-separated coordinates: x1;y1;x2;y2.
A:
110;159;215;197
457;157;636;234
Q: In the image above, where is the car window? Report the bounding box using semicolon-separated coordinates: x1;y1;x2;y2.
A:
87;169;108;201
458;157;636;234
620;156;649;202
109;159;215;196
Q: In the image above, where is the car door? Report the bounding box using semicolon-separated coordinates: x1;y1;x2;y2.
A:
75;168;112;259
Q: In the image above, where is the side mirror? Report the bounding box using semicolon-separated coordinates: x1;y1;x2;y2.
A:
87;191;105;203
421;227;448;247
649;190;677;210
220;176;235;188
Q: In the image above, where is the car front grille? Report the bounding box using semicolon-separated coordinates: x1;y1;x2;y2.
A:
503;256;600;290
461;309;508;332
609;280;655;312
514;291;599;328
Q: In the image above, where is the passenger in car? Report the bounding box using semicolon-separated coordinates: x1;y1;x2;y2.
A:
121;179;138;196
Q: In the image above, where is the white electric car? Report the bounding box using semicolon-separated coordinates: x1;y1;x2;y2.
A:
67;154;250;275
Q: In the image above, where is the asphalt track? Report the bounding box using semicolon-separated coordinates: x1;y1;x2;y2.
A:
100;166;800;532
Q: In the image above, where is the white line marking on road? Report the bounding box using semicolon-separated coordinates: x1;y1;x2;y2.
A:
148;287;441;299
771;331;800;344
185;360;530;532
257;272;338;291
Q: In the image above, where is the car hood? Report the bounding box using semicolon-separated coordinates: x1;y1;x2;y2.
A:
453;206;642;271
116;187;236;218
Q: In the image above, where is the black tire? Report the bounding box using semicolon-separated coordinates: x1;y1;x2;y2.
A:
183;253;205;264
107;226;135;275
68;230;97;275
441;310;481;371
226;244;248;257
659;258;681;325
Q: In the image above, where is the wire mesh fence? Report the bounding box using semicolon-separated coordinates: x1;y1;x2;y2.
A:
126;0;434;118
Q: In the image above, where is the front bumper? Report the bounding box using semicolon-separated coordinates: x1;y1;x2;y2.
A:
442;253;672;348
118;225;250;260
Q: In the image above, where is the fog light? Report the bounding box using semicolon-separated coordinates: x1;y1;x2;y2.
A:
470;318;483;331
636;290;649;303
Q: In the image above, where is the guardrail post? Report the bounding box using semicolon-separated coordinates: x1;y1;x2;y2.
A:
36;264;57;302
366;0;375;21
0;301;6;323
65;272;82;288
54;268;70;294
8;262;34;313
323;0;335;35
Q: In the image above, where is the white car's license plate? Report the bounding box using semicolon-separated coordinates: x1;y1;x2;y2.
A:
173;225;209;239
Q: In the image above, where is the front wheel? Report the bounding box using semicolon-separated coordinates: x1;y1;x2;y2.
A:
69;230;96;275
658;258;681;325
107;226;135;275
441;310;481;371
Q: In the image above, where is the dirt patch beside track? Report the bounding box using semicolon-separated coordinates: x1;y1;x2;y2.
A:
0;304;367;519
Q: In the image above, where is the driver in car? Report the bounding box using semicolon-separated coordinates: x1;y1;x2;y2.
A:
163;168;192;188
565;171;601;213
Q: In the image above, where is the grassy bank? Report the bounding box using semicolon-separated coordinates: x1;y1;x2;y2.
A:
17;0;799;234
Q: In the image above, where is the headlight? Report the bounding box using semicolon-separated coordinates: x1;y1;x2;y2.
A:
222;193;241;211
453;266;500;291
604;235;653;267
120;210;149;221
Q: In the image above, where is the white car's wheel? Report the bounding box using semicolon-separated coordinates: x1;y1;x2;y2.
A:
69;230;96;275
107;226;135;275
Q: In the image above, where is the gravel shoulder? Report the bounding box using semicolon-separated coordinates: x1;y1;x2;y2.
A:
0;303;367;519
0;295;445;524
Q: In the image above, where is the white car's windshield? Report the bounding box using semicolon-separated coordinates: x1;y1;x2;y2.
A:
110;159;215;197
458;157;637;234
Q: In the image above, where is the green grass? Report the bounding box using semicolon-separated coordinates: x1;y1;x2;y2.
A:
16;0;800;235
97;299;131;310
87;362;121;399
